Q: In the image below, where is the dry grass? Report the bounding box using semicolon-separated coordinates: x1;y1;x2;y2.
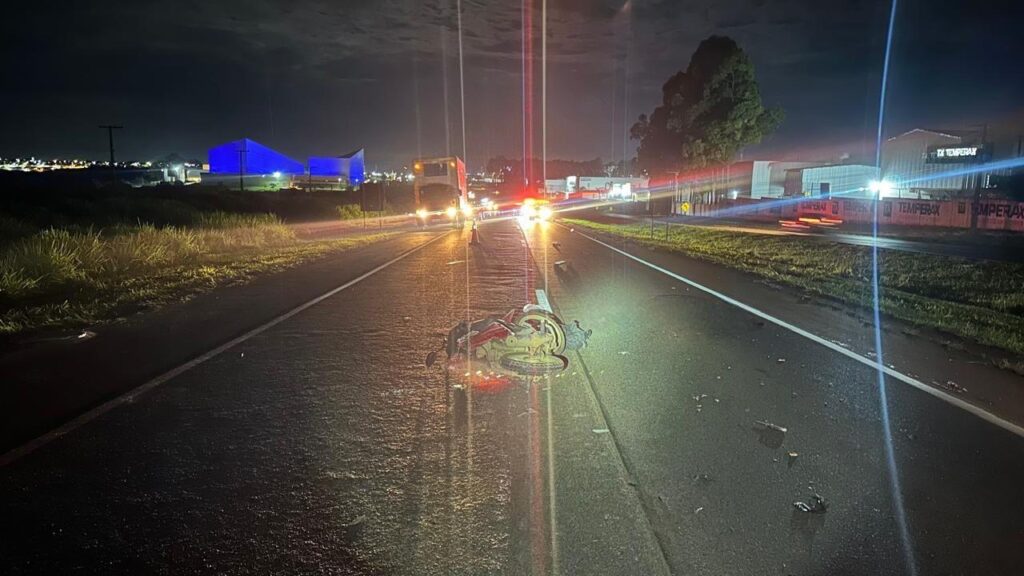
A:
0;213;395;334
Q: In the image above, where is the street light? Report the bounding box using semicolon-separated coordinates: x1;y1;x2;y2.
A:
868;179;893;196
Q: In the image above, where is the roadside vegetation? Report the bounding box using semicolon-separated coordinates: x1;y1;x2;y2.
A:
0;212;395;336
562;218;1024;356
336;204;396;220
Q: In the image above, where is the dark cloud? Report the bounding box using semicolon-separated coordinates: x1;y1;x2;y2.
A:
1;0;1022;168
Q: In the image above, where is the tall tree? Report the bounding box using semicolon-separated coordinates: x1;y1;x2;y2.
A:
631;35;782;176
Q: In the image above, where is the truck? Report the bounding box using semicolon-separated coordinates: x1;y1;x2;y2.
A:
412;156;471;227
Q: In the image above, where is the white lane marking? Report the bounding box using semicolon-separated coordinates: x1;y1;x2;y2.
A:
569;227;1024;439
535;289;553;313
0;231;453;467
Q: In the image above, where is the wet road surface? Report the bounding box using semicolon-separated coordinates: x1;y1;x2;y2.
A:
2;219;1023;575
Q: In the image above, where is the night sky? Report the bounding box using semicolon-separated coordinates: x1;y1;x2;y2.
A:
2;0;1022;169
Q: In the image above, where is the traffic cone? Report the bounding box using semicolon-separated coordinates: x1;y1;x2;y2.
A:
469;222;481;245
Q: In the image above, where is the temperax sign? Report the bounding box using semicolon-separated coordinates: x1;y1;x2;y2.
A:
926;144;990;164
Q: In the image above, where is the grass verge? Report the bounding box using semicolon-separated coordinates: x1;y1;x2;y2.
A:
0;214;396;335
562;218;1024;357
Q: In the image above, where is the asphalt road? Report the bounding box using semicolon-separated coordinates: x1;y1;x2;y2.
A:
2;219;1023;575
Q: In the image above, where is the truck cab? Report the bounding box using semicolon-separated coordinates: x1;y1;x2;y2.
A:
413;156;471;227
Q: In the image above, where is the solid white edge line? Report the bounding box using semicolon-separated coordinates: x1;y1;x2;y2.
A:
535;289;552;313
0;231;453;467
568;226;1024;439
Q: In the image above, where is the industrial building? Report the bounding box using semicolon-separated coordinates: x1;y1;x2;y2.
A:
308;148;366;186
786;164;879;198
208;138;304;177
880;128;992;199
667;127;1001;208
205;139;367;191
544;176;649;198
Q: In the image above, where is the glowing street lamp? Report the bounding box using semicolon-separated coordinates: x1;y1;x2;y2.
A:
868;179;893;196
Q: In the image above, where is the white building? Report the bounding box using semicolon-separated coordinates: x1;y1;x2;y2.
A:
788;164;880;198
544;176;649;198
880;128;990;199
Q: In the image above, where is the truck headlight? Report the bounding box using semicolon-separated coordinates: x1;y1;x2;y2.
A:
416;209;428;219
538;206;553;220
446;206;458;219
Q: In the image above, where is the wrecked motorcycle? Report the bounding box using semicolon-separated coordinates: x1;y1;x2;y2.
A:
426;305;591;376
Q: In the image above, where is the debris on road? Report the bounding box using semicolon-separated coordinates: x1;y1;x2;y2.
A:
692;473;712;485
754;420;787;449
552;241;562;252
787;452;799;468
618;350;630;355
446;260;465;265
342;514;367;529
592;428;610;434
694;506;704;514
793;494;828;514
755;420;788;434
936;380;967;394
777;358;786;363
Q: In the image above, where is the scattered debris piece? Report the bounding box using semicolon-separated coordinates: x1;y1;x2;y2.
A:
754;420;787;449
618;350;630;355
592;428;610;434
76;330;97;342
240;352;245;358
552;242;562;252
694;507;704;514
692;473;712;484
446;260;465;265
342;515;367;529
793;494;827;514
756;421;787;433
777;358;786;363
787;452;799;468
403;316;412;322
936;380;967;394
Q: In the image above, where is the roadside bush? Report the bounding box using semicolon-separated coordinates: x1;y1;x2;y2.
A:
336;204;365;220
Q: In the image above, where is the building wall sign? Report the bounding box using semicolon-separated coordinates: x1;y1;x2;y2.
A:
926;144;990;164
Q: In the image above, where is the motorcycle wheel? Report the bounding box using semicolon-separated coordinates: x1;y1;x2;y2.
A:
500;353;568;375
518;312;567;355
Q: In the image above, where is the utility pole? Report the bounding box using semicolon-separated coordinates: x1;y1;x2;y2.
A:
98;125;123;187
970;123;988;233
238;146;246;193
